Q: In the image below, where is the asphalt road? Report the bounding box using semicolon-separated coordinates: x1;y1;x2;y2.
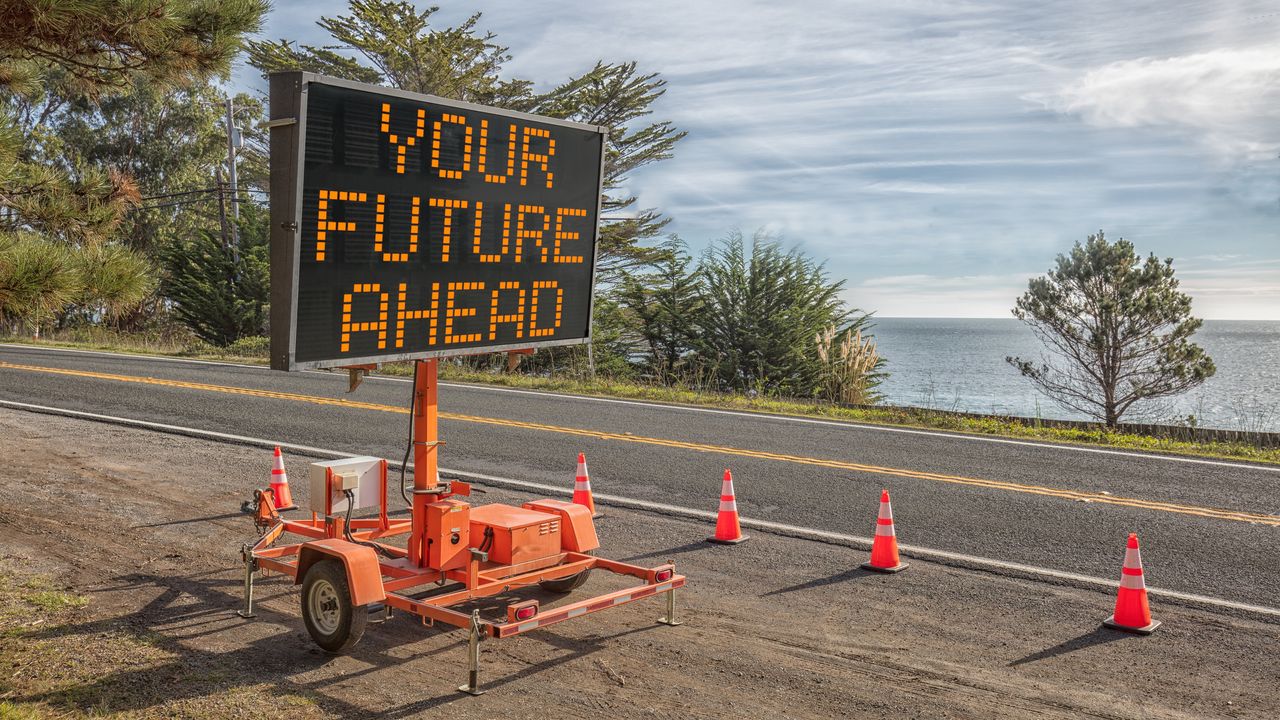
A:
1;343;1277;608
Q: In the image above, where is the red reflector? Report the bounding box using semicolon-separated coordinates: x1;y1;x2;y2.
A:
655;569;673;582
515;605;537;621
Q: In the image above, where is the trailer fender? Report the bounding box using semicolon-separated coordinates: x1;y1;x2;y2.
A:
522;499;600;553
295;538;386;607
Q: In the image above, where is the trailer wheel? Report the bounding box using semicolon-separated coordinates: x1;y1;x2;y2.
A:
540;553;593;593
301;559;367;653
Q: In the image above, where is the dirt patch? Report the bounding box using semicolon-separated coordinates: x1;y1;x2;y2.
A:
1;408;1277;719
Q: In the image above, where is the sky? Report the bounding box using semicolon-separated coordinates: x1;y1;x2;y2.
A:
236;1;1280;319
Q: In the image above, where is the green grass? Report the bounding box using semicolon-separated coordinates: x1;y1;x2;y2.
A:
16;578;88;613
22;590;87;613
0;572;92;719
0;328;270;364
0;576;86;626
0;701;46;720
4;334;1278;465
0;567;285;720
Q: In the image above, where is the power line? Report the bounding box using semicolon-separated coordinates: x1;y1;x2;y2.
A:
139;187;219;201
140;186;268;201
136;198;220;211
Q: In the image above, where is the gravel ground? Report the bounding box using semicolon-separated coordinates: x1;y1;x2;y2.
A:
1;407;1277;719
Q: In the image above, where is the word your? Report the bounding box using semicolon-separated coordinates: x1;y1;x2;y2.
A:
381;104;556;189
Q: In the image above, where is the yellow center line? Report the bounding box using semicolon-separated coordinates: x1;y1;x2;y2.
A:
2;360;1277;526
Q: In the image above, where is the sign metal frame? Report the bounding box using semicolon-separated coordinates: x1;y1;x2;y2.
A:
268;72;608;372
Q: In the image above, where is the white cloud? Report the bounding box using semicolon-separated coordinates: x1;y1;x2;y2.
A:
253;1;1280;318
851;262;1280;320
1173;257;1280;319
852;273;1037;318
1052;48;1280;160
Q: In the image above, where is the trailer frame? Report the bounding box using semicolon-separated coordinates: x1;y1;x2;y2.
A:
238;359;686;693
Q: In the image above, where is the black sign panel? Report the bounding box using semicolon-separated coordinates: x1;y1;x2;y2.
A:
269;73;605;371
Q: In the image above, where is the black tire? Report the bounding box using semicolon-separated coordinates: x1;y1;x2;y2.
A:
301;558;367;653
540;553;593;593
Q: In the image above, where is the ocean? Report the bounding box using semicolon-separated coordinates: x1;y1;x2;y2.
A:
869;318;1280;433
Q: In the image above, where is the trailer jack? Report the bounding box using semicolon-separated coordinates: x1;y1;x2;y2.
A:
459;609;486;695
236;543;257;619
658;586;683;626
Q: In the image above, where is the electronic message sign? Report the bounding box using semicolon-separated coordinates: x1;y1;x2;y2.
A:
268;73;606;371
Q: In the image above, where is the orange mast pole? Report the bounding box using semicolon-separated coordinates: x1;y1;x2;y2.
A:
408;358;439;567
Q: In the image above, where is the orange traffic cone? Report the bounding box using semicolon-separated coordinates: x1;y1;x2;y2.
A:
572;453;602;518
1103;533;1160;634
269;446;297;511
708;469;748;544
861;489;908;573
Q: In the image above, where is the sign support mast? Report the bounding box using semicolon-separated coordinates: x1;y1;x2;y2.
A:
408;358;439;567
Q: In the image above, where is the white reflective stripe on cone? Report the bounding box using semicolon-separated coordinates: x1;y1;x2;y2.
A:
875;523;896;537
719;499;738;512
1124;546;1141;569
722;480;735;495
575;480;590;490
878;502;893;521
1120;572;1147;590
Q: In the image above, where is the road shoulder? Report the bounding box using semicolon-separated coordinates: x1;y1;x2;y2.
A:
1;407;1276;719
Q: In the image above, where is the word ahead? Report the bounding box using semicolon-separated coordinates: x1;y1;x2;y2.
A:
268;73;605;371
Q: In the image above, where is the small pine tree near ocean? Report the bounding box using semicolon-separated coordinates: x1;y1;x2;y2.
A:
1007;231;1215;429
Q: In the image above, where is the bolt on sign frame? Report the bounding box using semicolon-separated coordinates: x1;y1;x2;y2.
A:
250;73;686;694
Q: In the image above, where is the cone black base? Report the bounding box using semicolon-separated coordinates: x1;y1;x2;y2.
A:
707;535;749;545
860;561;909;573
1103;616;1161;635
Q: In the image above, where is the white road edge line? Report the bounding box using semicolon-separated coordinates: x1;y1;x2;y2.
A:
3;398;1277;620
4;342;1277;474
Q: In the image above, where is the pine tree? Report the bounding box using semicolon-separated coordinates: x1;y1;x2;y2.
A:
1007;231;1216;427
619;237;702;383
162;206;269;345
694;231;859;397
0;0;268;97
246;1;684;282
0;232;81;331
0;0;266;327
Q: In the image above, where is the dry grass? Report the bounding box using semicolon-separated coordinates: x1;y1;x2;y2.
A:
815;325;880;405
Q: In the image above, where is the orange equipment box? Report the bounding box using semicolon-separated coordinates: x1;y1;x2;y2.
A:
427;499;471;571
469;504;562;565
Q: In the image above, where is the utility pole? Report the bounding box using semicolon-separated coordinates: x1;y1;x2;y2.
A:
216;168;230;251
223;96;241;262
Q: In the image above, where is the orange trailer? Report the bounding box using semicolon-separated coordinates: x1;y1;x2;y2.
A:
239;359;685;694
